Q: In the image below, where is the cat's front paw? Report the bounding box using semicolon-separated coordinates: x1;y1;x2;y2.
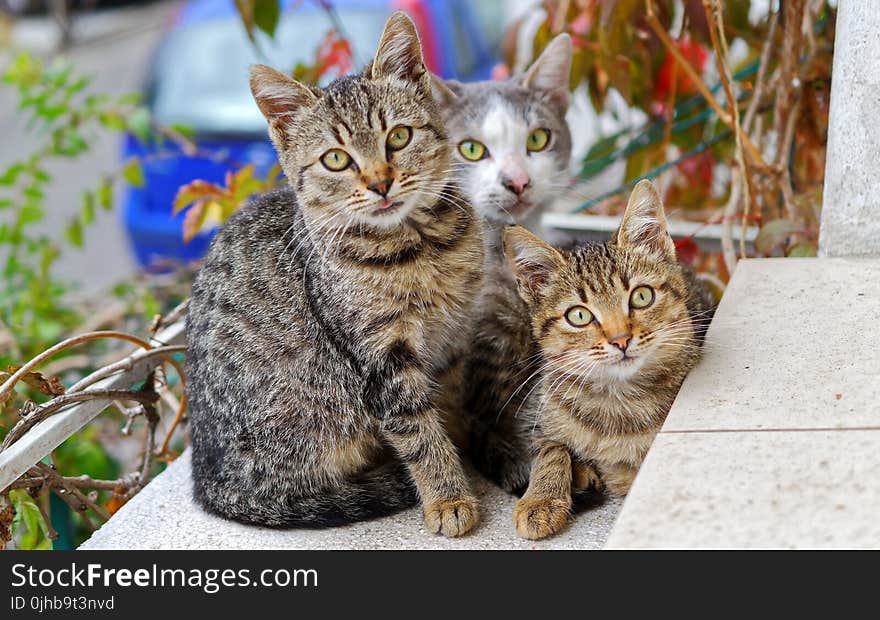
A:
423;497;479;537
513;495;571;540
571;461;604;493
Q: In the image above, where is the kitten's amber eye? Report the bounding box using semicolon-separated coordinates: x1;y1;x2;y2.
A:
386;125;412;151
565;305;593;327
526;128;550;152
630;285;655;309
321;148;352;172
458;139;488;161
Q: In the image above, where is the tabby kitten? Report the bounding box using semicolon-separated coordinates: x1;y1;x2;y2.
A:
186;13;484;536
504;180;715;540
432;35;574;491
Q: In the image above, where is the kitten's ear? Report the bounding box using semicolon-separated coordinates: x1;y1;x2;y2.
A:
504;225;565;304
431;74;461;106
370;12;428;88
615;180;677;260
250;64;318;121
521;33;572;110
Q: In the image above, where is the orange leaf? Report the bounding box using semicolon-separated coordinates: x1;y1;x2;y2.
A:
173;180;225;215
181;201;207;243
104;487;129;515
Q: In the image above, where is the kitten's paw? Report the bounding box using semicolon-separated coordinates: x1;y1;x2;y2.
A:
423;497;480;537
513;496;571;540
603;464;637;497
571;461;604;493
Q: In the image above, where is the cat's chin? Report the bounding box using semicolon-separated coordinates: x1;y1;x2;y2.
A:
357;197;416;229
595;354;649;383
480;201;539;225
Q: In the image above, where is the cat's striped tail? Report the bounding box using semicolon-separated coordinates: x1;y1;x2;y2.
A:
194;460;420;528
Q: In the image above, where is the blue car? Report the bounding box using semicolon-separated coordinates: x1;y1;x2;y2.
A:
123;0;502;268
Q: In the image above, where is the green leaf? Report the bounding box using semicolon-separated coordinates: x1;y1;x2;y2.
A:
10;490;53;550
127;107;152;143
253;0;281;38
81;191;95;225
23;186;44;201
0;164;25;185
122;158;145;187
66;219;83;247
99;111;127;131
19;205;43;225
97;177;113;210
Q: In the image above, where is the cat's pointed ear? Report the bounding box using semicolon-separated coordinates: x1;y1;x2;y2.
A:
370;12;428;88
250;64;318;121
431;74;461;106
521;33;572;110
616;180;677;260
504;225;565;304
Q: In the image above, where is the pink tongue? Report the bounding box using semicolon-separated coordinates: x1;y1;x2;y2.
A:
380;199;392;209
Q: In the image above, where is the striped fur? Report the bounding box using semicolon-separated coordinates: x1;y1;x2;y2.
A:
187;13;484;536
433;35;574;493
505;181;716;539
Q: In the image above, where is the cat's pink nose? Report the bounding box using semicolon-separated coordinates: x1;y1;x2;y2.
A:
502;173;531;196
609;333;632;352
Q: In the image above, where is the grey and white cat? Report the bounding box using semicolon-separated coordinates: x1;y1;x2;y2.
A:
433;34;574;249
186;13;484;536
432;35;575;493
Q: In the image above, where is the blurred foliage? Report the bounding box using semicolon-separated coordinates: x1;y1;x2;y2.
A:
508;0;835;268
176;0;350;240
0;52;150;362
0;52;168;549
174;164;283;242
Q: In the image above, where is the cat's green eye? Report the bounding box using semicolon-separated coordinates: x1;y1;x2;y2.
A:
321;148;352;172
526;128;551;152
630;285;655;309
387;125;412;151
459;139;488;161
565;305;594;327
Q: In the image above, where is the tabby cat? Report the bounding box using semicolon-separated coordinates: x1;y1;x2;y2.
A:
503;180;715;540
432;35;574;491
186;13;484;536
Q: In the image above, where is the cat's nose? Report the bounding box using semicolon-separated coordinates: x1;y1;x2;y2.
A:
501;174;530;196
367;178;394;197
609;333;632;352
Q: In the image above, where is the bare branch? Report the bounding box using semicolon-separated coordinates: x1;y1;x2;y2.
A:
1;389;160;452
0;330;155;407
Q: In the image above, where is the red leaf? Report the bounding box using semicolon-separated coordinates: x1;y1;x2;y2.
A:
652;37;709;104
674;237;699;265
314;30;353;79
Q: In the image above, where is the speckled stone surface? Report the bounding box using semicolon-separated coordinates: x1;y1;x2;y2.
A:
819;1;880;258
606;430;880;549
607;258;880;549
80;450;623;550
663;258;880;432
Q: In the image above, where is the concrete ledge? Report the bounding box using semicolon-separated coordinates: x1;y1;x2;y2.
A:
606;429;880;549
607;258;880;549
663;258;880;432
80;451;622;550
